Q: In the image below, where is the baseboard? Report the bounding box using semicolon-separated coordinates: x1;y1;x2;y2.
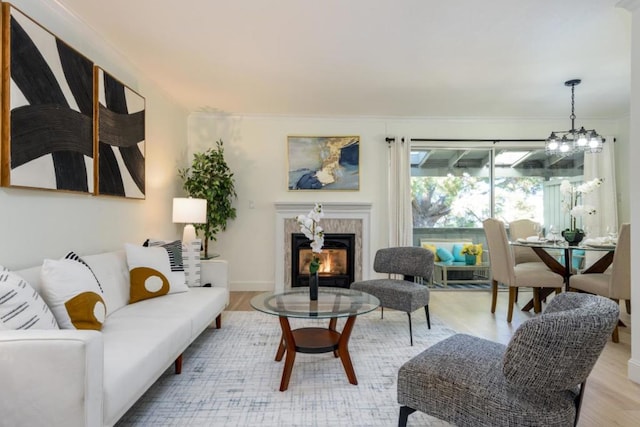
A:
628;358;640;384
230;281;273;292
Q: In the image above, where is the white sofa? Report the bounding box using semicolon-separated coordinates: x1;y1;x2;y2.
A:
0;250;229;427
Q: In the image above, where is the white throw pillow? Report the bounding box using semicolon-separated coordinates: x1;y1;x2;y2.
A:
125;243;188;304
146;238;202;287
145;239;184;272
39;253;107;330
0;265;59;330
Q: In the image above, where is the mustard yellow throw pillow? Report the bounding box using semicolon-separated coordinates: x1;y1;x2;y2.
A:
420;243;440;261
475;243;483;265
125;243;188;304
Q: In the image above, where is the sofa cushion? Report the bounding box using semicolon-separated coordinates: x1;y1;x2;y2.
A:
83;251;130;316
420;243;439;261
122;287;227;339
146;238;202;287
0;265;59;330
145;240;184;272
101;313;192;426
452;243;466;262
40;253;107;330
125;243;188;304
436;247;454;264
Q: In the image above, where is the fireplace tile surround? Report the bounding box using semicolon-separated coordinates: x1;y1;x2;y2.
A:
274;202;372;292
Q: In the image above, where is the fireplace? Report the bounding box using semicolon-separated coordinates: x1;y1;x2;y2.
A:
291;233;355;288
275;202;371;292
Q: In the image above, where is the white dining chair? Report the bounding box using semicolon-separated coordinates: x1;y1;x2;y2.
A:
569;223;630;342
483;218;565;322
509;219;543;265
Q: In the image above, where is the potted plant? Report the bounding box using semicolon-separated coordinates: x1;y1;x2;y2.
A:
178;139;237;258
559;178;602;244
460;243;482;265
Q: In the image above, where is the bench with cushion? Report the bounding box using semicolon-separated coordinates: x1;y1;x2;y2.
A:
419;239;490;287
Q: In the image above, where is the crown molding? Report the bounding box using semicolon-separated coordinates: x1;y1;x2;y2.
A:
618;0;640;12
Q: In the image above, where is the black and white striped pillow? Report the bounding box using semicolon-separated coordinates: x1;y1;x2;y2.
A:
0;265;59;330
144;239;184;272
143;238;201;286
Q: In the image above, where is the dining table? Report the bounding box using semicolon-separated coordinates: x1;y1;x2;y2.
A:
509;238;616;312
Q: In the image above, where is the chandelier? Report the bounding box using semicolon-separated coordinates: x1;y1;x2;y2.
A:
545;79;604;155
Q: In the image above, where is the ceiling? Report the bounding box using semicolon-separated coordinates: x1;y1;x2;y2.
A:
54;0;631;119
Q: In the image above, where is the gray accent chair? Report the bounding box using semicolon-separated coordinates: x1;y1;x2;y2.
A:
569;223;630;343
484;218;564;321
397;292;619;427
350;247;434;346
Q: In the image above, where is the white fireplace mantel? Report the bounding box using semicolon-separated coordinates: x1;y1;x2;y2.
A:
274;202;372;292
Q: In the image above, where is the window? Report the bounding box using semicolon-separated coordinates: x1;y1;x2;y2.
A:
410;142;584;243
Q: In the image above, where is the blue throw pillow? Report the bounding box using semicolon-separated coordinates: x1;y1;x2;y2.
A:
451;244;465;262
436;247;454;264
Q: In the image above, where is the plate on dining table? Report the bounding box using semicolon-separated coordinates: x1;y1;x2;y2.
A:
516;238;550;245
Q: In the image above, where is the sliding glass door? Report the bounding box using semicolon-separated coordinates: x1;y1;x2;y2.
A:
411;142;584;244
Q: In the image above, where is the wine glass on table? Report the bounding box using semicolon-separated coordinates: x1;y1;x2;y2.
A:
548;225;559;245
533;223;543;242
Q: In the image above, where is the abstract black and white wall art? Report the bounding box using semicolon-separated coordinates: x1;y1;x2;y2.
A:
1;4;94;193
94;67;145;199
287;136;360;191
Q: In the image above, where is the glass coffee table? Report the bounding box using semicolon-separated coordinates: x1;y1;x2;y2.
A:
250;287;380;391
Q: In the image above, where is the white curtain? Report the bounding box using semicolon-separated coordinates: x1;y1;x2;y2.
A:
583;136;618;267
388;137;412;247
583;136;618;237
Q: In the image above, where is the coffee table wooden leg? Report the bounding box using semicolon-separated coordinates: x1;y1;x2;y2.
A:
329;317;339;357
275;335;285;361
336;315;358;385
278;316;296;391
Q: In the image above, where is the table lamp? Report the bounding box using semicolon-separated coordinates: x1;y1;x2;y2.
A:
172;197;207;243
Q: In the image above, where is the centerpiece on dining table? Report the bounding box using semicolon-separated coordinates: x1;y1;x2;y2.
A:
559;178;602;244
295;203;324;300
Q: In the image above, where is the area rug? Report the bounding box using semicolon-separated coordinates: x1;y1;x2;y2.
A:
116;310;456;427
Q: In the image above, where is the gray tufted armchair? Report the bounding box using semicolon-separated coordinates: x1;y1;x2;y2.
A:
397;292;619;427
350;247;434;346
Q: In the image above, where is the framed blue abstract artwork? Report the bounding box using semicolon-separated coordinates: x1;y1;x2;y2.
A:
287;136;360;191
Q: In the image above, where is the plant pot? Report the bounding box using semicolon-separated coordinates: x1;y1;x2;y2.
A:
309;271;319;301
562;230;585;245
465;254;476;265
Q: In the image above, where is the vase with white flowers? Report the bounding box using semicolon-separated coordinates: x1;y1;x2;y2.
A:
559;178;602;244
295;203;324;300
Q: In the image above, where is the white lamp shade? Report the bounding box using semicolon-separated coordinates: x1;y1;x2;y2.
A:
172;198;207;224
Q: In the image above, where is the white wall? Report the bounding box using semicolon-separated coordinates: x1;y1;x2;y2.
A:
188;113;626;291
621;0;640;385
0;0;188;269
616;115;631;223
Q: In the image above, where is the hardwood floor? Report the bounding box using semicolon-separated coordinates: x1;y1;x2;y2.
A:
228;289;640;427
